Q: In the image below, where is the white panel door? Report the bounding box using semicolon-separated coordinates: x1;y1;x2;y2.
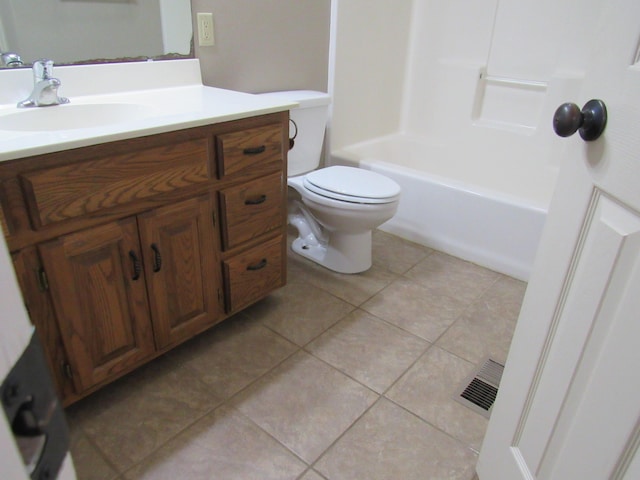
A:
477;0;640;478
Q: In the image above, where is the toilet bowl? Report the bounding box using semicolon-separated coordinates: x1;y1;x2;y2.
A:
259;90;401;273
288;165;400;273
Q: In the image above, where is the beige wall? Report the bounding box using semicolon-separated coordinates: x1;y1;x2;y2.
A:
191;0;331;93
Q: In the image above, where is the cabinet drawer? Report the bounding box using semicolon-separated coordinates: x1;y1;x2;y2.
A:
219;172;284;250
20;138;211;228
217;123;283;177
223;235;285;313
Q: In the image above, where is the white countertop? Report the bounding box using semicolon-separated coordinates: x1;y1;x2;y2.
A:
0;59;296;162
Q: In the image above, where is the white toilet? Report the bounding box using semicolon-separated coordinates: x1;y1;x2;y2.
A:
261;90;401;274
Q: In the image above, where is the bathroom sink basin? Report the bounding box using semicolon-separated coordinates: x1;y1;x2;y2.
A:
0;103;155;132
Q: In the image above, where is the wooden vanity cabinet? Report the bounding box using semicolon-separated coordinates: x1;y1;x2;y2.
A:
0;112;288;405
37;196;220;393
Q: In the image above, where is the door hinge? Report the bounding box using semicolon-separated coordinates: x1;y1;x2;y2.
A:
217;288;223;304
36;267;49;292
212;211;217;227
63;363;73;379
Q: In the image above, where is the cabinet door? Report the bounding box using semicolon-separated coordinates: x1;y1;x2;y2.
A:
39;218;155;393
11;247;74;401
138;195;221;350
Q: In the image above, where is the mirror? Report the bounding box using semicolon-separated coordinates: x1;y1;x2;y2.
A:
0;0;193;68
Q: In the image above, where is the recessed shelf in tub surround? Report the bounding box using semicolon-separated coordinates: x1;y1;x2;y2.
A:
0;59;296;161
472;71;548;133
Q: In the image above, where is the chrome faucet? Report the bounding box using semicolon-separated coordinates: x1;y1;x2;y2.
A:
0;52;23;68
17;59;69;108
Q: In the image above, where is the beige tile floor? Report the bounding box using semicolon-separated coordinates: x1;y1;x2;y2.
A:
65;230;527;480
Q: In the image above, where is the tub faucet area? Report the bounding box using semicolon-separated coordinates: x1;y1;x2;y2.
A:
18;59;69;108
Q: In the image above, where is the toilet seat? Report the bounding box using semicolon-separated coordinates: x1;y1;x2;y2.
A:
303;166;400;204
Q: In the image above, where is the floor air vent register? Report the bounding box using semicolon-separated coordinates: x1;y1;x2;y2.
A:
454;357;504;419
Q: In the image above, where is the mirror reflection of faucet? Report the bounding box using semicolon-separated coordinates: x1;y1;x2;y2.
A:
17;59;70;108
0;51;23;67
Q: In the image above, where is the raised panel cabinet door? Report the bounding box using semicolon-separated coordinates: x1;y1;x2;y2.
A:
138;195;221;350
0;205;9;238
38;218;155;393
11;247;74;401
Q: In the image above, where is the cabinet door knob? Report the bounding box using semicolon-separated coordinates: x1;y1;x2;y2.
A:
245;194;267;205
128;251;141;280
151;244;162;273
246;258;267;271
243;145;266;155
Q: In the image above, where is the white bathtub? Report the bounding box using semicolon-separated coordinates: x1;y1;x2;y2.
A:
332;133;560;281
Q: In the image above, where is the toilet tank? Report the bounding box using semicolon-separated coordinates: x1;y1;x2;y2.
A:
258;90;331;177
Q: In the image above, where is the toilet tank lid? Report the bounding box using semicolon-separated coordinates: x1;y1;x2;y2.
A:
258;90;331;109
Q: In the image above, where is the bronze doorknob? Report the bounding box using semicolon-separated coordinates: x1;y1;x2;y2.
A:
553;99;607;141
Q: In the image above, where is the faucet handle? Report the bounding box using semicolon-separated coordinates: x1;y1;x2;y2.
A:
33;59;54;81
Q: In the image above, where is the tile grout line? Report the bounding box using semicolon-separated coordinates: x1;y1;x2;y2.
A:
297;338;481;474
381;392;483;457
421;272;505;353
114;326;306;477
72;428;123;480
276;256;506;469
306;394;386;477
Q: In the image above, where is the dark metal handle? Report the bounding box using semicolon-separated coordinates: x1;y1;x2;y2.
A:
129;251;141;281
246;258;267;271
151;243;162;273
553;99;607;141
289;118;298;150
244;194;267;205
243;145;266;155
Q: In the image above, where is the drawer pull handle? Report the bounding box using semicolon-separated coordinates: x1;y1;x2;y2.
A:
151;243;162;272
246;258;267;271
243;145;266;155
245;194;267;205
129;251;141;281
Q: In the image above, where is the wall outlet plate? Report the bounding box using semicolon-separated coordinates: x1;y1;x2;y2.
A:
197;12;215;47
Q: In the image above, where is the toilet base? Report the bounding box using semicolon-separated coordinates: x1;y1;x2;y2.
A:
291;231;372;274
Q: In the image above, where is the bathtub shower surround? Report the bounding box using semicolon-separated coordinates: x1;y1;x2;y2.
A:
329;0;606;280
333;134;549;281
